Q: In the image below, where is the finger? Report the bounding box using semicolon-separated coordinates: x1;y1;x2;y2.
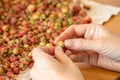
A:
32;47;60;66
70;52;98;66
55;46;74;65
55;24;99;43
97;55;120;72
30;66;39;80
70;50;85;54
85;50;97;54
55;25;75;43
70;53;89;63
64;38;102;52
65;50;72;56
39;46;55;55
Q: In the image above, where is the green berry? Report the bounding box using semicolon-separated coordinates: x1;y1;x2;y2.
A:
40;14;46;20
46;43;52;46
27;4;36;12
57;41;64;48
2;25;9;31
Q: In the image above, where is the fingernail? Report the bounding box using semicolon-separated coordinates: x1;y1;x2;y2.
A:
56;46;63;52
64;40;73;48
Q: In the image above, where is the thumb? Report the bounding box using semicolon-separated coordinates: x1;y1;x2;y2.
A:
32;47;59;65
64;39;102;52
55;46;74;65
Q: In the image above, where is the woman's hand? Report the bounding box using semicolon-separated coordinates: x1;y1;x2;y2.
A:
55;24;120;72
30;46;84;80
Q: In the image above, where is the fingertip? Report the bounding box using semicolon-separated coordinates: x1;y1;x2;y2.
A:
55;46;73;64
70;54;77;60
65;50;72;56
54;36;65;45
54;25;75;44
39;46;55;55
55;46;64;54
32;47;44;60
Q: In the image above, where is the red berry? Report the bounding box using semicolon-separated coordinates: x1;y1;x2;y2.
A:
13;68;20;74
79;10;86;17
17;31;24;37
38;26;43;32
43;1;49;7
30;37;36;43
9;56;17;62
72;6;80;15
0;46;3;51
45;33;51;39
22;60;28;65
22;21;28;27
10;63;16;69
45;10;50;16
16;9;21;14
83;5;91;10
6;71;14;78
10;17;16;24
86;17;92;23
80;16;92;24
9;29;16;35
29;62;34;69
0;47;5;53
0;76;6;80
0;27;2;34
73;16;79;21
0;67;4;75
52;33;58;37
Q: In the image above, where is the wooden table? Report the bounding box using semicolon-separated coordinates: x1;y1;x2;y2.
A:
80;0;120;80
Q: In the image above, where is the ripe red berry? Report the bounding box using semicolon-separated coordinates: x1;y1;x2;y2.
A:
6;71;14;78
72;6;80;15
17;31;24;37
13;68;20;74
29;62;34;69
9;56;17;62
30;37;36;43
0;76;6;80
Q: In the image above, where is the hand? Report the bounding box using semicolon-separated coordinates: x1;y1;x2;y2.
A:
55;24;120;72
30;46;84;80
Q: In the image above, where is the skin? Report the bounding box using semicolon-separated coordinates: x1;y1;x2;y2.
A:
30;46;84;80
55;24;120;72
31;24;120;80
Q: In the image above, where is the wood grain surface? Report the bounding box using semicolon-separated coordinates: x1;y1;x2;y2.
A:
93;0;120;7
80;0;120;80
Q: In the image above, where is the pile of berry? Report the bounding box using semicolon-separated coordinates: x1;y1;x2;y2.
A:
0;0;91;79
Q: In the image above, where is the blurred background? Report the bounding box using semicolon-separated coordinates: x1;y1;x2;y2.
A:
93;0;120;7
